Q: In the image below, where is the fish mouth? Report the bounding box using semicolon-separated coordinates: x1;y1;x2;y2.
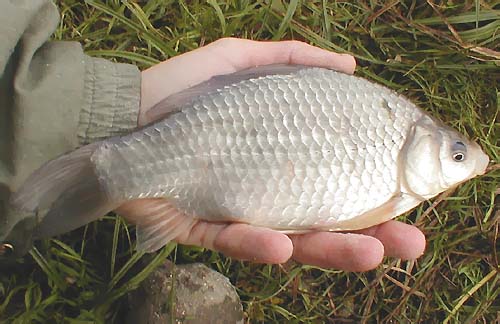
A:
475;150;490;176
470;139;490;176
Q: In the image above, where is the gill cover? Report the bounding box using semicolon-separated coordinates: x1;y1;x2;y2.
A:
400;116;444;199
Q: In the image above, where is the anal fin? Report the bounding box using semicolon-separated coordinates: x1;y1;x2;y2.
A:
119;199;198;252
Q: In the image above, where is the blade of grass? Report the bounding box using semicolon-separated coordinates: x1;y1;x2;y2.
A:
272;0;299;40
85;0;176;57
207;0;227;35
443;268;499;324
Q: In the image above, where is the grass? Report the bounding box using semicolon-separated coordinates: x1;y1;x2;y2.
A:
0;0;499;323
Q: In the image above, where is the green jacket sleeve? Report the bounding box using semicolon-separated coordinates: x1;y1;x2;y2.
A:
0;0;141;259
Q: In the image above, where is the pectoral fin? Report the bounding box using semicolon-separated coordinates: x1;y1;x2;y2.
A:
326;193;424;231
275;193;423;234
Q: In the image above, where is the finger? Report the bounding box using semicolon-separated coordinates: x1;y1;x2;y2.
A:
178;222;293;264
209;38;356;74
118;200;294;263
290;232;384;271
140;38;356;114
357;220;426;260
212;224;294;264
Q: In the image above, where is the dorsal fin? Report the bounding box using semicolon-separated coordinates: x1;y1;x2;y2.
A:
146;64;312;122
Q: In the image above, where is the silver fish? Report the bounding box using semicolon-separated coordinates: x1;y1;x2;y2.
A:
11;65;489;252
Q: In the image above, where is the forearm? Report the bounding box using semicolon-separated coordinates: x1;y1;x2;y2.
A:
0;0;140;258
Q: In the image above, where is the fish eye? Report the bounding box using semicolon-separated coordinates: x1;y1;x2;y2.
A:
451;141;467;162
452;152;466;162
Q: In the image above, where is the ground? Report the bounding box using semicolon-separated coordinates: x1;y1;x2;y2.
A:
0;1;499;323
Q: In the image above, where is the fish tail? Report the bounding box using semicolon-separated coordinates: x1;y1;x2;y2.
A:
10;143;119;239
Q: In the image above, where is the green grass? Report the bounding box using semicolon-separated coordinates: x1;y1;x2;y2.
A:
1;0;499;323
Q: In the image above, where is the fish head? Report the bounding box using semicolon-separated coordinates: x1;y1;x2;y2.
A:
401;116;489;199
437;127;489;185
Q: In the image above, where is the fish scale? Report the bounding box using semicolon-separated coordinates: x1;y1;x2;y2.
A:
92;68;423;228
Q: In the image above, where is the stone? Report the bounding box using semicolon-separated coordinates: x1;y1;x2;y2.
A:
126;261;244;324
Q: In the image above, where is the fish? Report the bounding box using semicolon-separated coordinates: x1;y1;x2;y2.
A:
9;65;490;252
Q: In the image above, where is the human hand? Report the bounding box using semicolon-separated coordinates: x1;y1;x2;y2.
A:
117;38;426;271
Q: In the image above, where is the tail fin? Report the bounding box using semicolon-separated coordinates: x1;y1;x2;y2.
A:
10;144;119;239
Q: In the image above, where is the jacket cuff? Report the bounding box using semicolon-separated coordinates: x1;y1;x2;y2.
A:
78;56;141;144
